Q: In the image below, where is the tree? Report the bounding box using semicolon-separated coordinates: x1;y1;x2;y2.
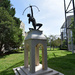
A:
55;38;61;47
44;35;50;46
50;35;56;50
0;0;24;54
0;0;15;17
0;7;15;53
49;35;61;50
13;17;21;28
0;7;23;54
10;27;23;48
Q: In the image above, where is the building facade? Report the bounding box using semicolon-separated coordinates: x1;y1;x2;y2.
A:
20;21;25;37
61;15;75;51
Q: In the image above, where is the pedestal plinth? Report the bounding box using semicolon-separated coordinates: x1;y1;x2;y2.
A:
24;30;47;73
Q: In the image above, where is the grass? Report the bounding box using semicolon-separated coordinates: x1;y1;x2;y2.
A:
0;51;24;75
0;48;75;75
46;48;75;75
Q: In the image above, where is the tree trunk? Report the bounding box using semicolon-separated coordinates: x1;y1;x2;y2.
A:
53;46;54;50
0;43;3;55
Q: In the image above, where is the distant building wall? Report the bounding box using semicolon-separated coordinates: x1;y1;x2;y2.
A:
67;15;73;51
20;21;25;37
61;15;75;51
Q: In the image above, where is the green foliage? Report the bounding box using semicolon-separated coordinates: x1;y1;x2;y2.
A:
11;28;23;48
9;7;15;17
0;0;11;10
0;7;15;51
49;35;61;47
61;40;67;49
46;35;61;49
0;0;15;17
49;35;56;47
54;38;61;47
13;17;21;28
0;7;23;53
0;0;24;54
0;7;15;22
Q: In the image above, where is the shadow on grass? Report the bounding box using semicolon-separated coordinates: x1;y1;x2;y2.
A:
39;53;75;75
47;53;75;75
47;49;60;51
0;51;23;59
0;60;24;75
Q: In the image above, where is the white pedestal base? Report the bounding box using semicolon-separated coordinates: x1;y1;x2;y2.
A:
13;64;64;75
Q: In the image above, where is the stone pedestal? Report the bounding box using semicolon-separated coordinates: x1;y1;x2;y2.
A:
24;30;47;73
13;30;64;75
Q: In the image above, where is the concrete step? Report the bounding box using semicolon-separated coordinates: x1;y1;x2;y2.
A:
20;66;53;75
13;68;19;75
13;66;64;75
45;70;64;75
14;67;26;75
45;71;59;75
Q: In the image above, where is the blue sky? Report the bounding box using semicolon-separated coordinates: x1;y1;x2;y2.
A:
10;0;72;36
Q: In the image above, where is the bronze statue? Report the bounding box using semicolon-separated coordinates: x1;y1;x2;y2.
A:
23;5;42;30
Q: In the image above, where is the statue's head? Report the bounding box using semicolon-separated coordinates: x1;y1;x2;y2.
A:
27;14;30;17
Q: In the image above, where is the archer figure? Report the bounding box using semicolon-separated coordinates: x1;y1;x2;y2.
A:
27;6;42;30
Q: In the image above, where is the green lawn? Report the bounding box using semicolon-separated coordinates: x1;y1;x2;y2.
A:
0;48;75;75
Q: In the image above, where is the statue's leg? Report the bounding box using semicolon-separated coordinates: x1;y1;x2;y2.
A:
33;24;36;30
29;28;34;30
36;23;42;30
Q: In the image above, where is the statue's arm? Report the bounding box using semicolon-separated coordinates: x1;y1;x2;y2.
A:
30;6;33;17
28;18;30;24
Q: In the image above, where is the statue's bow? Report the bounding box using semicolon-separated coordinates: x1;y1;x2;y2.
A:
22;5;40;15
